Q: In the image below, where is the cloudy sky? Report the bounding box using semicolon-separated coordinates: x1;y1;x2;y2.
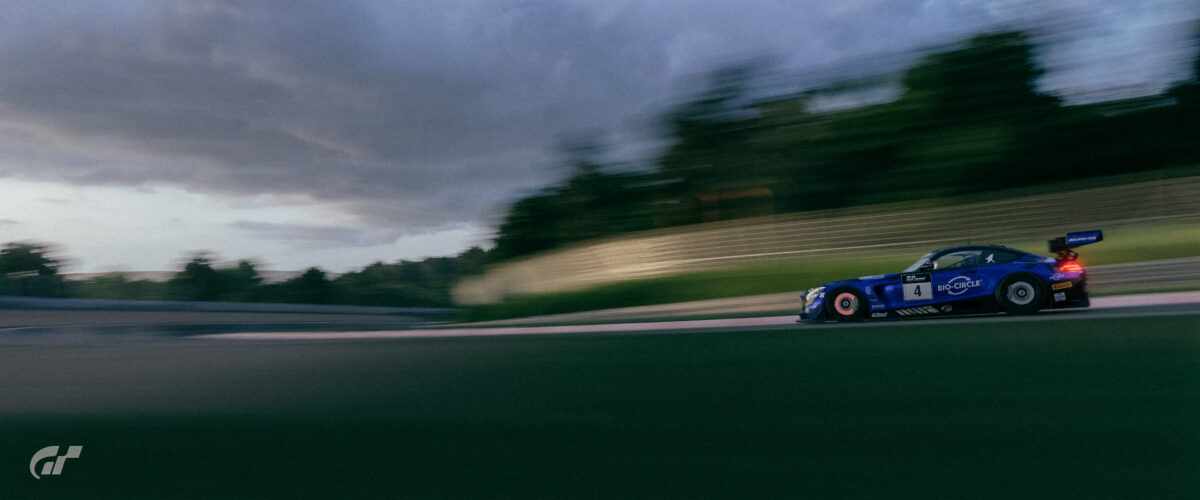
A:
1;0;1196;273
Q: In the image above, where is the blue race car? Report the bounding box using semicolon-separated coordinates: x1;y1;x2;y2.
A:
799;230;1102;322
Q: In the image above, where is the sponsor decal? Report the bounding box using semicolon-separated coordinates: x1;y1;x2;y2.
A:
1052;282;1073;290
940;305;953;312
1054;292;1067;302
1048;272;1066;281
937;275;982;296
1066;231;1102;245
985;253;995;264
871;312;888;318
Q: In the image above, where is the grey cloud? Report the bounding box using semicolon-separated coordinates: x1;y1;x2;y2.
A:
1;1;673;231
230;220;415;247
0;0;1192;235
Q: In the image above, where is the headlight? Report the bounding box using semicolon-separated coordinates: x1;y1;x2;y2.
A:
805;286;825;303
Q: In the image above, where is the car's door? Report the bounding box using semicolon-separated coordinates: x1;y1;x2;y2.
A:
925;250;989;303
928;249;1022;303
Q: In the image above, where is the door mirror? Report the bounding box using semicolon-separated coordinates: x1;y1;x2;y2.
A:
918;263;934;272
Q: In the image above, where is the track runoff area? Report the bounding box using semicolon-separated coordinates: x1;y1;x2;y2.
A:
199;290;1200;340
5;292;1198;498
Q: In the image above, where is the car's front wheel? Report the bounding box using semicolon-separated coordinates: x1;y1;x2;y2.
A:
996;273;1046;315
826;287;867;322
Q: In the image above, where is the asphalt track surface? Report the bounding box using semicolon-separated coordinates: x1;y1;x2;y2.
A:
1;292;1198;498
196;291;1200;340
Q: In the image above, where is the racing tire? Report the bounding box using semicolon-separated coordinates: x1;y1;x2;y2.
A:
996;273;1047;315
826;287;867;322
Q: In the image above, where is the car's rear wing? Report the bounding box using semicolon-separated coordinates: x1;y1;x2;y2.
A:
1048;230;1103;254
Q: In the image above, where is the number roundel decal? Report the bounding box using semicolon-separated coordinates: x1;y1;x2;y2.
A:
902;273;931;302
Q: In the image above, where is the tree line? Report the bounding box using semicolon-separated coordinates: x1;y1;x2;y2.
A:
490;29;1200;261
0;242;488;308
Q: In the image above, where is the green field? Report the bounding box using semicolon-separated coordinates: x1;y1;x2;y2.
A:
3;315;1198;498
467;220;1200;322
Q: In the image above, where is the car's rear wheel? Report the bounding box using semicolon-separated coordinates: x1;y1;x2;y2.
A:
826;287;867;322
996;273;1046;315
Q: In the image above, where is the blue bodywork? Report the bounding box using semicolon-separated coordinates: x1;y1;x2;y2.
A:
800;231;1101;321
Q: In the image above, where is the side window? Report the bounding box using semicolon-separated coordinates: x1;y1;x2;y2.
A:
981;250;1021;266
933;250;984;270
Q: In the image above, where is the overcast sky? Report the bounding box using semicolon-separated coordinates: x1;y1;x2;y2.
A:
1;0;1196;273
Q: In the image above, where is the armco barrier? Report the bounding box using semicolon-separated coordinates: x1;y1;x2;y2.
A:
455;176;1200;304
469;258;1200;326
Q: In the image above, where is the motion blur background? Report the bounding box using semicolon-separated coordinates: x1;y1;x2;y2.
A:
1;2;1198;315
3;5;1200;498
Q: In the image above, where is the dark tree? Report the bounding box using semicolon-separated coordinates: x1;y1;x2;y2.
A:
892;31;1061;193
657;59;777;223
289;267;332;304
168;254;225;301
0;242;60;276
220;260;263;301
0;242;66;297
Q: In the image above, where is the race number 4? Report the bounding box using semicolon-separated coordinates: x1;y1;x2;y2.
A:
902;273;931;302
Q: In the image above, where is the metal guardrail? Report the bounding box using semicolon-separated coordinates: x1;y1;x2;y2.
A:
471;258;1200;325
456;176;1200;304
1087;257;1200;288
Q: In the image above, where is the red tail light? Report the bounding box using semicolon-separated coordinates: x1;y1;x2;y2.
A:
1056;262;1084;273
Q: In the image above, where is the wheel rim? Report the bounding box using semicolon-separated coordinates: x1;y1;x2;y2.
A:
833;292;858;316
1006;281;1036;306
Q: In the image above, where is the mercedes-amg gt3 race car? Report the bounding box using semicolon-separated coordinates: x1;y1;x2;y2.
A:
800;230;1102;322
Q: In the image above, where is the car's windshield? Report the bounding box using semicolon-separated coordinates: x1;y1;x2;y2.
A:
903;252;936;272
